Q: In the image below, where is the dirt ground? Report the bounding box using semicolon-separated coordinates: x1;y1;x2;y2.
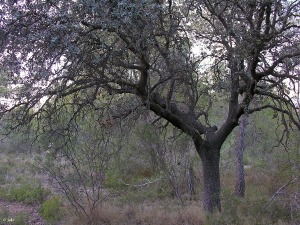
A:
0;199;45;225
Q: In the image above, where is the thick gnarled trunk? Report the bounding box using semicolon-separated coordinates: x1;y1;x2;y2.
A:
195;140;221;212
202;150;221;212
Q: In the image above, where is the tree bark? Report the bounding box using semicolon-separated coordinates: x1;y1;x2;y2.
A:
195;140;221;212
235;114;247;197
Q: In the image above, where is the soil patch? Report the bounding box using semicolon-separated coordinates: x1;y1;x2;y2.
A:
0;199;45;225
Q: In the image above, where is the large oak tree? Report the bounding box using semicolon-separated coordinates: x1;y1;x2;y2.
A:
0;0;299;212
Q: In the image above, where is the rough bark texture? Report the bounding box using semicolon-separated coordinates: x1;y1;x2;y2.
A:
235;114;247;197
201;149;221;212
195;139;222;212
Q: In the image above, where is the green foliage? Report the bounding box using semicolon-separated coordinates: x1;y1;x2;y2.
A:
0;208;10;222
0;187;8;200
104;169;125;189
0;164;9;185
12;213;30;225
8;183;50;204
40;196;62;224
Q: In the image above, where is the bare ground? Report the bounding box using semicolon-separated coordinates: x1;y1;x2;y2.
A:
0;199;45;225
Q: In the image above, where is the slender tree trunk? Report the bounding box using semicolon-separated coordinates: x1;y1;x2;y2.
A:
235;114;247;197
195;140;221;212
187;165;196;198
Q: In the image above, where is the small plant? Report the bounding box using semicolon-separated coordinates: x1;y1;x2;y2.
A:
0;164;9;185
9;183;50;204
0;208;10;223
13;213;29;225
40;196;62;224
0;187;9;200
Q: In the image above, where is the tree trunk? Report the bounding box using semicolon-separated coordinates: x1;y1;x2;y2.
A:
195;140;221;212
235;114;247;197
187;165;196;199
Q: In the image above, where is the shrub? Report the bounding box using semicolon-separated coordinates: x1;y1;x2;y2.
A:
0;164;9;185
9;183;50;204
40;196;62;224
13;213;30;225
0;208;9;222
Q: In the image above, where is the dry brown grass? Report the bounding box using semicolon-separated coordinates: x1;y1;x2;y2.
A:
66;200;206;225
63;165;298;225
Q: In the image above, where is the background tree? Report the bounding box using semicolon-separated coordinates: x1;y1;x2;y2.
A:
0;0;299;212
235;114;247;197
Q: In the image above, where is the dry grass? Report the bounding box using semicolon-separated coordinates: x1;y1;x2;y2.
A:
62;164;299;225
66;200;206;225
217;166;298;225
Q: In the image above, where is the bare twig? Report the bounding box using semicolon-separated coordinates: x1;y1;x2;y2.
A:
119;177;162;188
